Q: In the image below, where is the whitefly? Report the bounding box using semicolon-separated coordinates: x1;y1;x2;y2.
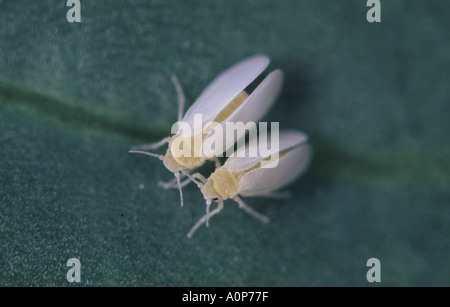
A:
185;130;312;238
129;55;284;207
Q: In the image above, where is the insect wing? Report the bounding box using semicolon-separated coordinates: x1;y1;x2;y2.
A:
237;143;312;196
203;69;284;157
225;69;283;126
181;55;270;133
224;130;309;173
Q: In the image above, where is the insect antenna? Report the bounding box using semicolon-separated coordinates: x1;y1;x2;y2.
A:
171;75;186;122
128;150;164;161
175;171;184;207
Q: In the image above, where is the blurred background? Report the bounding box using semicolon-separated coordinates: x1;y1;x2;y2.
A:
1;1;449;286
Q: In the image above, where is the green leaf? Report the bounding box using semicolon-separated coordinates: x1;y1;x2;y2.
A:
1;1;449;286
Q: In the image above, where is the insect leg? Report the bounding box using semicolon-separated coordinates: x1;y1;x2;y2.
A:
175;171;184;207
206;199;222;228
180;171;207;188
159;177;192;189
187;201;224;239
159;172;190;189
233;196;269;223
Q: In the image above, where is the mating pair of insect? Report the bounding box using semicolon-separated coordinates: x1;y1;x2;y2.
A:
129;55;312;238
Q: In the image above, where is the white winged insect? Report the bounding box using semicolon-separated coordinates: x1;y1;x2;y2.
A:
129;55;284;207
185;130;312;238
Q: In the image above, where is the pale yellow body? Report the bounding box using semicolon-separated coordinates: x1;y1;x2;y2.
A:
186;132;312;238
164;134;205;172
187;164;270;238
201;167;244;200
164;91;249;173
